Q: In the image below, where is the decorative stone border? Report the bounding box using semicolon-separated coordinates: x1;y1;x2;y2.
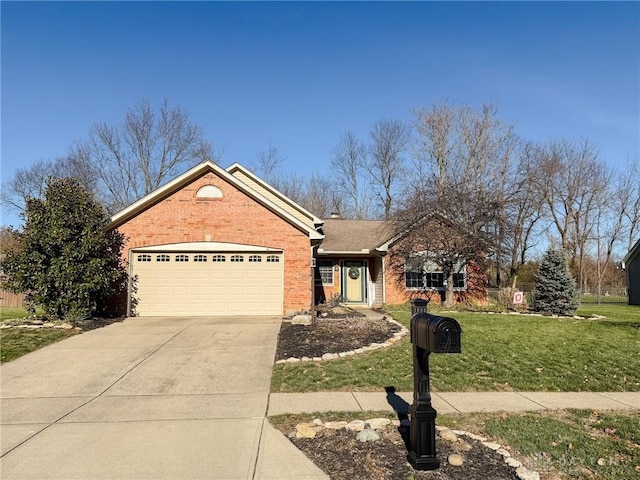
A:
290;418;540;480
275;317;408;364
0;320;78;330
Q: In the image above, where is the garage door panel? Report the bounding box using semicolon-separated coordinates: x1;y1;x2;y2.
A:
133;250;284;316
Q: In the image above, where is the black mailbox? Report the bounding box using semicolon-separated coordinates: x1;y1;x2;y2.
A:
412;313;461;354
407;305;462;471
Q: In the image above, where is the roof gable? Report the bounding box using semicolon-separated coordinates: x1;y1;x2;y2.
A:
107;161;323;240
226;163;323;228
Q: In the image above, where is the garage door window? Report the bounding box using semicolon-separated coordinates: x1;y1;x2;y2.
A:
231;255;244;262
212;255;226;262
194;255;207;262
176;255;189;262
137;254;151;262
157;254;170;262
266;255;280;262
249;255;262;262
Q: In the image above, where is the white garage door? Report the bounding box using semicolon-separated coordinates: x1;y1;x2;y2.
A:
132;250;284;316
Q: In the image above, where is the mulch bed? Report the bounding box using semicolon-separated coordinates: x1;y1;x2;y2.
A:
275;315;401;360
290;426;519;480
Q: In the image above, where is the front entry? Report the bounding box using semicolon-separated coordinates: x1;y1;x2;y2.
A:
342;260;367;304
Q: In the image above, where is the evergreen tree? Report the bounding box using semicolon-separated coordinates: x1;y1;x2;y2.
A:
533;248;580;315
0;178;127;320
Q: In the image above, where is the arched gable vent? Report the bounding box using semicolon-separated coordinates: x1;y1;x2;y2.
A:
196;185;223;199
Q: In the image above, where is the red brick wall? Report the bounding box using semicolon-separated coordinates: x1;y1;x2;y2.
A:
113;171;312;314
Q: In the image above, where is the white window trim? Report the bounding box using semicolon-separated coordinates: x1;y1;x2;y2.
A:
404;254;467;291
316;260;334;286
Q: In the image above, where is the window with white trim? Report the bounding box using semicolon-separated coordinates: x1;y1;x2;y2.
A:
230;255;244;262
404;256;466;290
248;255;262;262
137;254;151;262
266;255;280;262
194;254;207;262
175;254;189;262
157;254;170;262
212;255;226;262
315;260;334;285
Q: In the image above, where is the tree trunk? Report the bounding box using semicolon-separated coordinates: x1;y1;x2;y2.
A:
444;270;455;307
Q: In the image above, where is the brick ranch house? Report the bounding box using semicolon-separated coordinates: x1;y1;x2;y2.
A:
107;161;486;316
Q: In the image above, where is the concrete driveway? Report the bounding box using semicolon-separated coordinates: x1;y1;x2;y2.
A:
0;316;327;479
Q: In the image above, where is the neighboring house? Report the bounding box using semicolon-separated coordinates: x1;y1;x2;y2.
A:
622;239;640;305
107;161;486;316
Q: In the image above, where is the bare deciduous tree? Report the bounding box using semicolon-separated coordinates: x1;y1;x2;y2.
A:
394;101;516;305
533;138;611;291
331;132;374;219
367;119;410;219
299;172;345;219
402;101;518;301
501;142;546;284
1;156;97;222
70;98;216;212
253;143;284;184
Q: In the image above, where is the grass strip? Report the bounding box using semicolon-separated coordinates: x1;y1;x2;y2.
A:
0;328;78;363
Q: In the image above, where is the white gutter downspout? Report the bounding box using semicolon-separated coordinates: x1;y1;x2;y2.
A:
127;249;133;317
310;244;318;323
382;255;386;305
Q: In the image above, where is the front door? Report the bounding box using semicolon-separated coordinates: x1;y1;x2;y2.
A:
342;261;366;303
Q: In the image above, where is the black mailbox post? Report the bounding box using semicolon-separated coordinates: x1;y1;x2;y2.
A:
407;301;462;470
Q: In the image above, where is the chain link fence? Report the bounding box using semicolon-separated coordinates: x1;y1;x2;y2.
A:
489;284;629;306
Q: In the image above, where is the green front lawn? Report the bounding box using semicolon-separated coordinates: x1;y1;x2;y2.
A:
0;328;78;363
271;304;640;392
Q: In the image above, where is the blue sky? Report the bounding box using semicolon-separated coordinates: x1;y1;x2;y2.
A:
2;1;639;228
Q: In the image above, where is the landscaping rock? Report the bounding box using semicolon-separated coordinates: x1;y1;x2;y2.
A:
453;440;473;452
363;418;391;430
344;420;366;431
439;428;458;442
295;423;317;439
356;427;380;442
506;457;523;468
447;454;464;466
496;448;511;457
482;441;502;450
324;421;348;430
516;466;540;480
291;315;312;325
321;352;339;361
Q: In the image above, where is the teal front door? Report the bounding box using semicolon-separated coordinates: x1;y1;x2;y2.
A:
342;261;366;303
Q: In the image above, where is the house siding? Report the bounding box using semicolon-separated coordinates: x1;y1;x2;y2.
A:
113;171;312;314
627;248;640;306
230;170;317;229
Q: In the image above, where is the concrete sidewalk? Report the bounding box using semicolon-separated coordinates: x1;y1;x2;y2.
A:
268;390;640;416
